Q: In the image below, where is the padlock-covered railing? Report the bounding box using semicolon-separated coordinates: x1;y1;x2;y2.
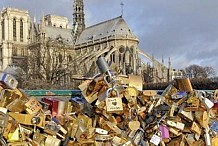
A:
0;67;217;145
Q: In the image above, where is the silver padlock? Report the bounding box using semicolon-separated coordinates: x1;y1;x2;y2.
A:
198;91;214;110
0;72;18;89
133;128;144;145
204;128;211;146
96;57;113;84
96;57;111;75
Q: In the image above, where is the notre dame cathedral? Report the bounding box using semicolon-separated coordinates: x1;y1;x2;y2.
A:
0;0;176;88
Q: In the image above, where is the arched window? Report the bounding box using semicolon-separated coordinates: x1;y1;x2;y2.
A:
21;48;24;56
13;18;16;41
59;54;63;63
110;52;115;63
12;47;17;56
20;19;23;42
1;19;4;40
68;55;72;62
130;47;134;53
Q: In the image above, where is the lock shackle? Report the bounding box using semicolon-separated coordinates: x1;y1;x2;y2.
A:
104;75;112;86
198;91;206;102
106;88;119;97
104;75;118;88
199;91;206;97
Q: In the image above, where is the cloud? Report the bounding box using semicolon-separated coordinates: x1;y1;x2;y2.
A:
1;0;218;74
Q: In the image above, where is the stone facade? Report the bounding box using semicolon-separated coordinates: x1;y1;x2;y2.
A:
44;15;69;29
71;16;140;76
0;8;30;71
0;0;175;87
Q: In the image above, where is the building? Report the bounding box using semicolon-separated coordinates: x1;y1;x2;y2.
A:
171;69;185;80
0;8;30;71
0;0;173;88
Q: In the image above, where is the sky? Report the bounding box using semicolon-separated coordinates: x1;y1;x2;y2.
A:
1;0;218;75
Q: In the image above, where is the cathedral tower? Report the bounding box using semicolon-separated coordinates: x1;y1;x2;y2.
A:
73;0;85;40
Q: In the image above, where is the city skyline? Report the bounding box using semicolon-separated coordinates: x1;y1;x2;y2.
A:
1;0;218;75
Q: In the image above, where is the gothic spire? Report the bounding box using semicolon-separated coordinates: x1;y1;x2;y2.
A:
73;0;85;40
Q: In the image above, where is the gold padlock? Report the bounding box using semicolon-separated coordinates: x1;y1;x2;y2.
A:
78;114;93;129
166;120;185;131
82;90;98;104
128;121;140;131
112;136;122;145
214;89;218;101
178;103;194;122
129;75;143;91
169;103;176;117
8;142;29;146
161;84;178;99
75;121;88;142
95;134;112;142
105;88;123;113
195;111;209;128
71;120;79;138
190;122;201;135
212;137;218;146
168;127;181;136
33;130;46;145
6;98;26;112
143;90;157;97
45;135;61;146
175;78;193;92
0;89;23;107
117;75;129;85
9;112;45;127
7;127;20;142
78;80;92;92
3;120;12;139
64;101;72;114
126;86;139;97
79;79;99;104
185;96;199;111
105;121;122;135
25;97;42;114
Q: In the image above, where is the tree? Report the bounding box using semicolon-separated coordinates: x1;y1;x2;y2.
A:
185;64;215;78
203;66;216;78
27;36;74;89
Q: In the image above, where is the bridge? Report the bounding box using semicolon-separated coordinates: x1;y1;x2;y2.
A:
68;47;170;83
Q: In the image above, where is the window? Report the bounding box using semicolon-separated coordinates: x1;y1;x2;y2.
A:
12;47;17;56
110;52;115;63
1;20;4;40
13;18;16;41
129;54;132;65
21;48;24;56
20;19;23;42
0;47;3;60
119;46;125;54
68;55;72;62
59;54;63;63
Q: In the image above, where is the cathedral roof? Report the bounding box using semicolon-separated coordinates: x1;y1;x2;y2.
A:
45;26;73;44
75;16;138;45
